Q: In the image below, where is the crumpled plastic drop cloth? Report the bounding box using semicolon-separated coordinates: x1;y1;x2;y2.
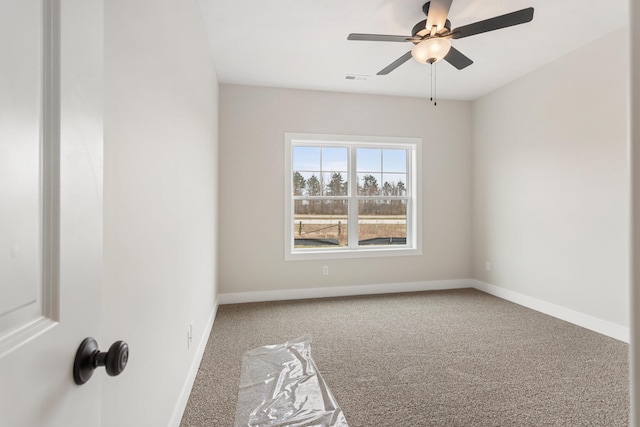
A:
234;336;349;427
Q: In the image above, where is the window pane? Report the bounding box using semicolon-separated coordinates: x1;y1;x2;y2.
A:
383;149;406;173
356;148;381;172
305;174;323;196
294;200;348;247
292;171;306;196
324;172;348;196
293;146;321;171
358;200;407;246
357;173;381;196
381;174;407;196
322;147;348;172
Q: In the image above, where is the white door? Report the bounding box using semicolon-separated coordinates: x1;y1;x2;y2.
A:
0;0;104;426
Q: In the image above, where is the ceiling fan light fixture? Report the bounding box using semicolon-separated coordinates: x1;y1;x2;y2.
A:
411;38;451;64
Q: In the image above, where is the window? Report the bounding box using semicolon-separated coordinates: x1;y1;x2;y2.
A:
285;133;421;260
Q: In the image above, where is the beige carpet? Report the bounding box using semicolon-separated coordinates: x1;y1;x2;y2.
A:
180;289;629;426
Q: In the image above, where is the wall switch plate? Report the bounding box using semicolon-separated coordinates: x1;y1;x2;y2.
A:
485;262;491;272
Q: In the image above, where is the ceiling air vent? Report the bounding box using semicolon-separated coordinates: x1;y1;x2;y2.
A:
344;74;369;81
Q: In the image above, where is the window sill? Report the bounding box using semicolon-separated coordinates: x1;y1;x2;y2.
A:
285;245;422;261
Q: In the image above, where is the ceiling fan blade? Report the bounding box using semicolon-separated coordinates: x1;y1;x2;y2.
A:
451;7;534;39
443;46;473;70
425;0;454;32
348;33;414;42
377;51;413;75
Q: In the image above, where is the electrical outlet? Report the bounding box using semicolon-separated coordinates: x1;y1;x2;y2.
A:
322;265;329;275
485;262;491;272
187;322;193;349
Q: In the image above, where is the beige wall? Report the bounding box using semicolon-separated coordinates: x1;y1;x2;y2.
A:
103;0;218;425
219;85;472;293
471;28;630;327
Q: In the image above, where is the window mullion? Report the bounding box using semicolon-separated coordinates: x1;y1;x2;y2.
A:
348;146;358;249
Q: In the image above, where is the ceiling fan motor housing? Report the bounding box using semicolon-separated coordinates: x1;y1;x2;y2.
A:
412;2;451;40
412;19;451;39
422;1;431;16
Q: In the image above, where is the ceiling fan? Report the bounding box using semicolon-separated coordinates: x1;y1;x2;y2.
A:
348;0;534;75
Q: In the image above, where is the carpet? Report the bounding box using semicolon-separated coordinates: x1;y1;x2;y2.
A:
180;288;629;426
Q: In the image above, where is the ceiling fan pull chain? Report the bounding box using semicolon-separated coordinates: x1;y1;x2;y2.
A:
434;62;437;106
430;62;433;102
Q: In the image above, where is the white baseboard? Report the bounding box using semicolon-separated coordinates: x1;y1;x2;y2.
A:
169;300;219;427
218;279;473;305
472;280;630;343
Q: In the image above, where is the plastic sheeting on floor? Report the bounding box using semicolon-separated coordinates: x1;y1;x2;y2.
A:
234;336;349;427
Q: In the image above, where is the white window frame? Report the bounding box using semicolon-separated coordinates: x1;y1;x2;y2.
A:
284;132;422;260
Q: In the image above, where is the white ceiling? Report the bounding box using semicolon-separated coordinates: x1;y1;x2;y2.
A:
198;0;628;101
